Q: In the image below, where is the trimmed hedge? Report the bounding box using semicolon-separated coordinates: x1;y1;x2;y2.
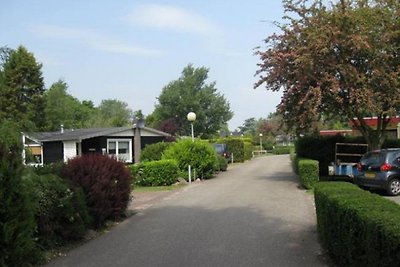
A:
132;160;179;186
273;145;294;155
298;159;319;189
315;182;400;266
243;141;253;161
215;155;228;172
224;138;245;163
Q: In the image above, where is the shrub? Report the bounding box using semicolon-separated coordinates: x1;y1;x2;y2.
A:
215;155;228;171
273;145;294;155
298;159;319;189
244;141;253;161
132;160;179;186
62;154;132;228
315;182;400;266
140;142;171;162
25;171;91;248
32;161;65;176
162;139;217;180
290;151;299;175
224;138;245;162
0;123;43;266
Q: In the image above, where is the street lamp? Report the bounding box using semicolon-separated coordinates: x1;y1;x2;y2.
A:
187;112;196;183
187;112;196;142
259;133;263;151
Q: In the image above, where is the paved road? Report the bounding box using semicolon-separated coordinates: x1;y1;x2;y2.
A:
45;155;328;267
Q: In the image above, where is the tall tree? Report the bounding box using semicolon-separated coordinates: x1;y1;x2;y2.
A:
44;80;95;131
88;99;133;127
151;64;233;138
238;117;258;135
255;0;400;150
0;46;45;130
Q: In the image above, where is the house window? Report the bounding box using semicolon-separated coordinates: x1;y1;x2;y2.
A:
107;139;132;163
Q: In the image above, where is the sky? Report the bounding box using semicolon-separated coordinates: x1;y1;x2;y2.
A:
0;0;285;130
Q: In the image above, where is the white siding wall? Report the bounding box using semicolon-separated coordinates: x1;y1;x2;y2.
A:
63;141;77;162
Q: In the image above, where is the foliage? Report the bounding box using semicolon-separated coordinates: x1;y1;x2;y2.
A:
61;154;132;228
0;124;43;266
255;0;400;150
273;146;294;155
44;80;95;131
0;46;45;130
131;160;179;186
215;155;228;172
150;64;233;138
238;117;257;135
315;182;400;266
140;142;171;162
162;139;217;180
243;141;253;161
88;99;133;127
224;138;245;162
25;171;91;248
298;158;319;189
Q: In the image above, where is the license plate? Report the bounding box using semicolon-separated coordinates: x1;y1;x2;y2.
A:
365;172;376;178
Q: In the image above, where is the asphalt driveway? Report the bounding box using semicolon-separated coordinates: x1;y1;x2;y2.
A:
45;155;328;267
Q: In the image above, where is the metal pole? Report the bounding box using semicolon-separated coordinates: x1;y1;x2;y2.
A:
191;122;194;142
260;137;262;151
188;165;192;183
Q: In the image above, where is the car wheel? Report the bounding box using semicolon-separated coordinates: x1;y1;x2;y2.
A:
387;178;400;196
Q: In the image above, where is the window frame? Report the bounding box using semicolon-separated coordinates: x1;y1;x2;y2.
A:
107;138;132;163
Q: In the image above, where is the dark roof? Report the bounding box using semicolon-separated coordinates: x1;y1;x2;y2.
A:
24;126;170;142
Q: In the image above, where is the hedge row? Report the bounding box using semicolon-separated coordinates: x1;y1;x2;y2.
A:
273;145;294;155
132;160;179;186
315;182;400;266
298;159;319;189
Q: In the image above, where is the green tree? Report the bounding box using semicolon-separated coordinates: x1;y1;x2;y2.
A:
238;117;257;135
88;99;133;127
255;0;400;150
44;80;95;131
0;121;42;266
0;46;45;130
151;64;233;138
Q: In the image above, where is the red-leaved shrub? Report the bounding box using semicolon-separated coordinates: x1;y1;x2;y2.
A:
62;154;132;227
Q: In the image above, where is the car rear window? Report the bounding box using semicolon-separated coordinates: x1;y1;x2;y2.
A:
361;152;385;166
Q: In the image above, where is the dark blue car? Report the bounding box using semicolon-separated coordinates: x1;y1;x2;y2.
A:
355;149;400;196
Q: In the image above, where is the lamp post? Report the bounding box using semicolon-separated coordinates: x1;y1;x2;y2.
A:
187;112;196;183
259;133;263;151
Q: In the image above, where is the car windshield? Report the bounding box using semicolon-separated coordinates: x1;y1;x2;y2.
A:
360;152;385;166
213;144;226;154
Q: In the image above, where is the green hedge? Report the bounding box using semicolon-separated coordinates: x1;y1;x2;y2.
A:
298;159;319;189
273;145;294;155
132;160;179;186
224;138;245;162
244;141;253;161
215;155;228;172
162;139;217;180
315;182;400;266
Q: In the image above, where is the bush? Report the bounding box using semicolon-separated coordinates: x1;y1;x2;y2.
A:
25;172;92;248
140;142;171;162
244;141;253;161
298;159;319;189
0;122;43;267
224;138;245;162
62;154;132;228
290;151;299;175
32;161;65;176
162;139;217;180
132;160;179;186
273;145;294;155
215;155;228;172
315;182;400;266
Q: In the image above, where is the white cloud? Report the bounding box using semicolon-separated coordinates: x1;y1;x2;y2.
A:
127;4;221;36
31;24;163;57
